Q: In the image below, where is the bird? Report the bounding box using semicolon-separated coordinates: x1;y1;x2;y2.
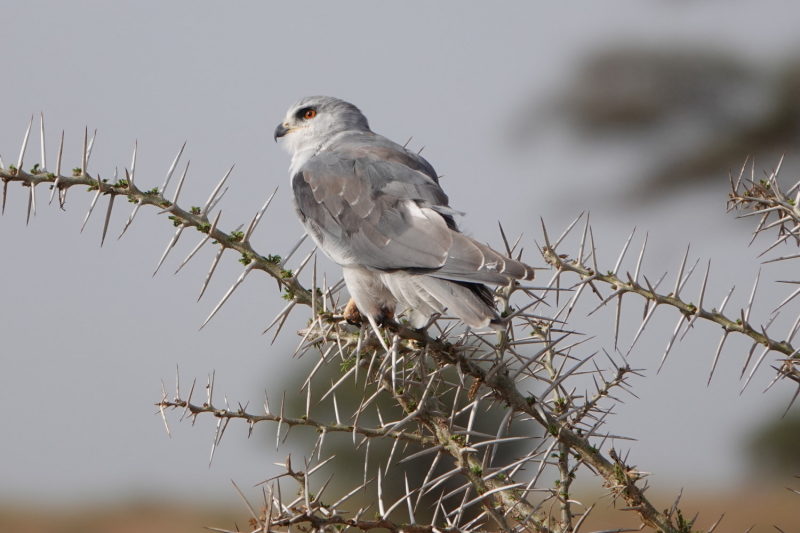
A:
274;96;535;333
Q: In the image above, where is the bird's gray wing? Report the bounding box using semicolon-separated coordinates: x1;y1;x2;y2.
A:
293;136;535;283
324;131;442;184
293;148;454;271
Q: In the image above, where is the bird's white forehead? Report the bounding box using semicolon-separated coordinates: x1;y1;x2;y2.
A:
286;96;335;117
284;96;368;125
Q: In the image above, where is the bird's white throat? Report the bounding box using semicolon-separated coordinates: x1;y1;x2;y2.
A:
288;147;316;177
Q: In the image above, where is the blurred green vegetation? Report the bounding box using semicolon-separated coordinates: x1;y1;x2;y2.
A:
745;410;800;480
523;47;800;199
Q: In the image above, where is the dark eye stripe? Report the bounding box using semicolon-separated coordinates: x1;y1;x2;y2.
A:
297;107;316;119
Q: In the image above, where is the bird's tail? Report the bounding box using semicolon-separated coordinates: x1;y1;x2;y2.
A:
434;232;536;286
388;274;502;330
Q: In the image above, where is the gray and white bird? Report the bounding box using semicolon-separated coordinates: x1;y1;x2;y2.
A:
275;96;535;331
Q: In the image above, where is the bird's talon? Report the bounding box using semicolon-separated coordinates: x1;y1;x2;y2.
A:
344;299;363;326
375;307;395;327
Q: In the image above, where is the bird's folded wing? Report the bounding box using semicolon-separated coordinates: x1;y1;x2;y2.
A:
293;153;452;271
294;149;535;284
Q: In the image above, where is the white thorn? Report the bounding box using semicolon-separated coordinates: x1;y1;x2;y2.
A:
199;245;225;301
39;112;46;171
280;233;309;267
153;226;185;277
673;245;690;298
172;161;190;205
81;127;88;175
160;141;186;193
744;269;761;323
202;165;234;214
207;186;228;213
85;129;97;168
49;131;64;205
117;204;141;241
613;227;636;275
17;115;33;171
200;263;255;330
80;178;104;233
243;186;279;242
129;140;138;188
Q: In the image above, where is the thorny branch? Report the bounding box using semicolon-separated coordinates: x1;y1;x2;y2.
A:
161;395;436;446
4;120;800;533
537;157;800;391
0;123;315;308
158;309;680;532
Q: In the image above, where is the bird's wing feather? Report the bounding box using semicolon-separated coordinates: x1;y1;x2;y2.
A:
293;148;452;271
293;135;534;283
325;132;442;186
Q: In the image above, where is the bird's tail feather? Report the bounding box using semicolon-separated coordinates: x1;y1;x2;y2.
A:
436;233;535;285
412;276;501;329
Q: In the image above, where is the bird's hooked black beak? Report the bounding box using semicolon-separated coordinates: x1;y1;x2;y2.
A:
274;123;289;142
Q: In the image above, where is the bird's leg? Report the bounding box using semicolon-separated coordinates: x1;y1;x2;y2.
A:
344;298;364;325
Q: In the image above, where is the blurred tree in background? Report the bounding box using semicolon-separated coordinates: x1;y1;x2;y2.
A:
522;48;800;199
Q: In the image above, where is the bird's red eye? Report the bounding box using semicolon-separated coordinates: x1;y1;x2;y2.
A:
304;109;316;119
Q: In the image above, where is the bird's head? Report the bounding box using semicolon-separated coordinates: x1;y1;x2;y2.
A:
274;96;371;155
